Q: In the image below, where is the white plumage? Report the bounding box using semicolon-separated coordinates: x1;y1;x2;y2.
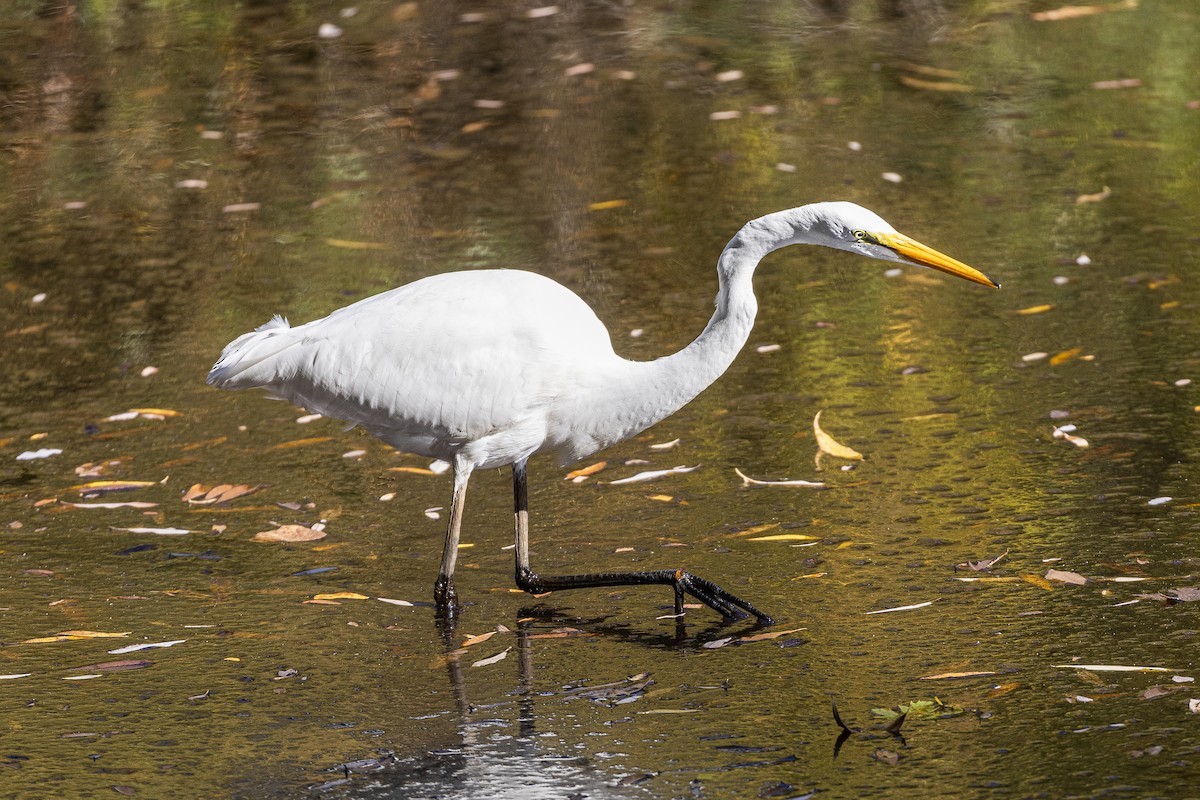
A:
210;202;997;623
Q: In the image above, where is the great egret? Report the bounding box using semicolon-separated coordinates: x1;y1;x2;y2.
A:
209;201;998;624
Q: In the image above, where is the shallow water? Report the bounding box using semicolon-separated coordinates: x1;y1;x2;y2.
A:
3;1;1200;798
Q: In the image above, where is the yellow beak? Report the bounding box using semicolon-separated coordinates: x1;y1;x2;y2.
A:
874;232;1000;289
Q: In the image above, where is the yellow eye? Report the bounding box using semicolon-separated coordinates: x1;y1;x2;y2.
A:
852;229;867;242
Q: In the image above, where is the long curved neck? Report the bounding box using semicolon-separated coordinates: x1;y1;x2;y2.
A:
586;210;819;447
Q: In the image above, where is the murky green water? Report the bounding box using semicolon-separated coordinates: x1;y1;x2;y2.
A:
3;1;1200;798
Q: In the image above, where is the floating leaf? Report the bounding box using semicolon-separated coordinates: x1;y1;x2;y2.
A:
108;640;185;654
736;627;806;643
112;527;190;536
269;436;334;450
1046;568;1088;585
866;600;934;615
1020;574;1057;592
957;550;1008;572
898;74;973;93
919;671;997;680
73;480;158;495
253;524;327;543
813;410;863;470
748;533;818;542
1015;304;1054;315
73;660;152;672
312;592;368;601
1052;426;1089;448
566;461;607;480
1052;664;1171;672
183;483;259;505
16;448;62;461
324;238;387;250
734;468;825;488
588;199;628;211
471;647;511;668
1031;0;1137;21
1050;347;1083;365
461;631;497;647
608;465;699;485
63;501;158;509
388;466;437;476
1075;186;1112;204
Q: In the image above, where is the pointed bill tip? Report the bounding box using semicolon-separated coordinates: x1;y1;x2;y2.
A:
876;232;999;289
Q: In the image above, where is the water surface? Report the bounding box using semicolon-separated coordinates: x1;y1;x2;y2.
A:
3;2;1200;798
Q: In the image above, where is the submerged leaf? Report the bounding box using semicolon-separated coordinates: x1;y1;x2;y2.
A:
253;524;327;543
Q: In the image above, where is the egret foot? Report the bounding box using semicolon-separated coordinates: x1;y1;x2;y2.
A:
515;566;774;625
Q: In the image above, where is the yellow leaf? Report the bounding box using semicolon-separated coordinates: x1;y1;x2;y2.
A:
813;410;864;461
587;200;628;211
791;572;828;580
1015;304;1054;315
128;408;180;417
1050;347;1083;366
312;592;368;601
1021;573;1055;591
898;74;973;93
58;631;132;638
565;461;607;479
461;631;497;647
388;466;437;476
269;436;334;450
734;523;780;537
748;533;819;542
324;238;388;250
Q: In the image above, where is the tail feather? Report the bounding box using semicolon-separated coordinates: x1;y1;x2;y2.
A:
207;315;298;389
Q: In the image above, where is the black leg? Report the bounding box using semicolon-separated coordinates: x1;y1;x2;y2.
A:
511;459;774;625
434;461;472;620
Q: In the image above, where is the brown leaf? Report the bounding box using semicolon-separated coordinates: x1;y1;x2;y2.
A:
1021;573;1055;591
268;436;334;450
1046;568;1088;586
74;660;152;672
736;627;806;643
252;524;326;543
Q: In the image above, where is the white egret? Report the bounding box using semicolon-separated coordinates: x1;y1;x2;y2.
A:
209;201;998;624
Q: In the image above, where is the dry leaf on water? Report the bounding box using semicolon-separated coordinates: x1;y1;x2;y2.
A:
471;647;511;668
1046;568;1088;586
734;467;825;488
813;411;863;469
253;524;326;543
608;465;699;485
183;483;259;505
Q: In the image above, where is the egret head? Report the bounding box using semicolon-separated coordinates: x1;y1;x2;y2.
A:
806;201;1000;288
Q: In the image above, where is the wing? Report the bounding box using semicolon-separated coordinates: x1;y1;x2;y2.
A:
210;269;618;463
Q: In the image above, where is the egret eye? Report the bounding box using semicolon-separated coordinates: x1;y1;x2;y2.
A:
852;229;868;243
